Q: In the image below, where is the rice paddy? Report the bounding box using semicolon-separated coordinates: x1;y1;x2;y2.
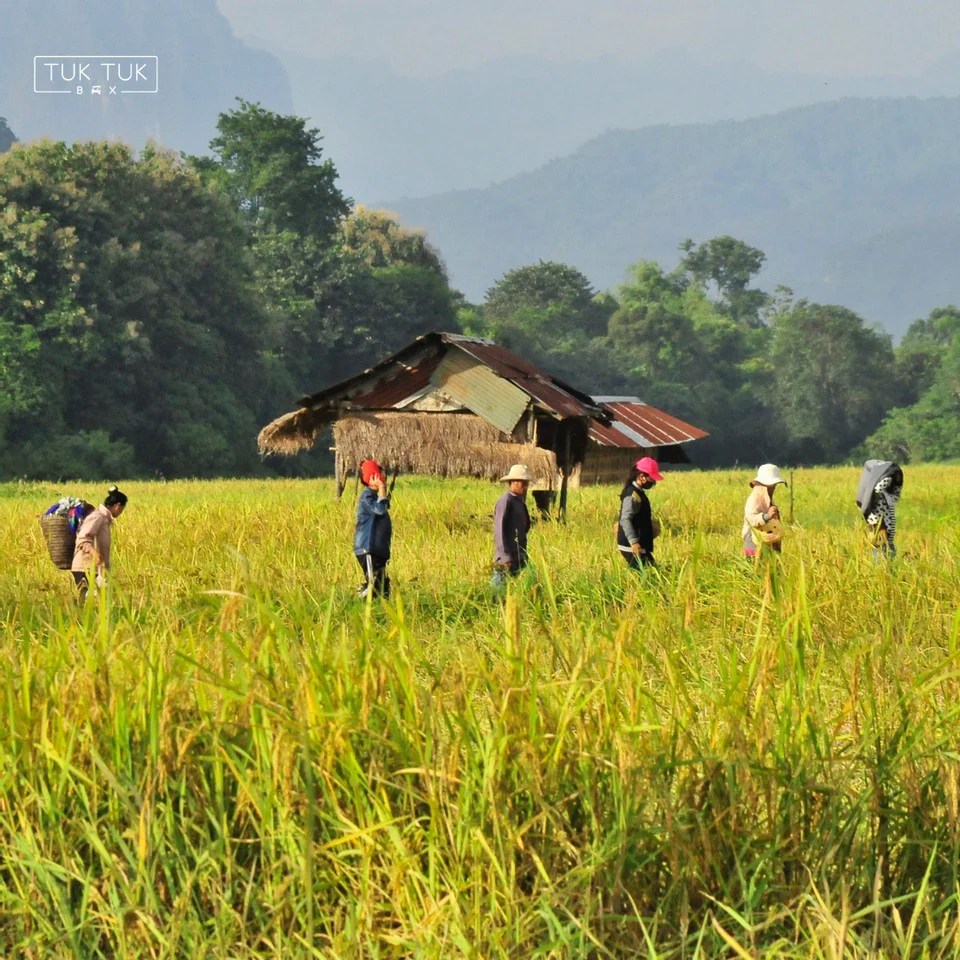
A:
1;465;959;958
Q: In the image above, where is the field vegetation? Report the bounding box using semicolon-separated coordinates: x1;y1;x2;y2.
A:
1;466;959;958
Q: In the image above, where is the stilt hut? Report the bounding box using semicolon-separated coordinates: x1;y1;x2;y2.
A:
575;396;710;486
257;333;708;513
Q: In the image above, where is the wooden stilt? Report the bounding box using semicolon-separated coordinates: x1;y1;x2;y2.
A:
557;427;571;521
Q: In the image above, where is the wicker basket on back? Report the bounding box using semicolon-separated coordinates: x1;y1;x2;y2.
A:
39;500;94;569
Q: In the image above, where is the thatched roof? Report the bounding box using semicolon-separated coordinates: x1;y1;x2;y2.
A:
333;412;557;484
257;407;332;457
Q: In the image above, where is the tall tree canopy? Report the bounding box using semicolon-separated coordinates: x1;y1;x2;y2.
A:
764;301;895;463
479;260;615;389
0;140;268;477
679;236;770;327
862;306;960;462
204;99;350;241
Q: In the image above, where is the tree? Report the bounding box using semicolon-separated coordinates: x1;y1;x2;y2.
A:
0;140;269;478
679;236;770;326
862;306;960;462
481;261;615;389
339;206;448;277
204;99;350;241
765;301;895;462
892;306;960;405
599;260;776;464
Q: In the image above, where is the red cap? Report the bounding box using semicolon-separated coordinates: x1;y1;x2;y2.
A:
360;459;385;485
634;456;664;481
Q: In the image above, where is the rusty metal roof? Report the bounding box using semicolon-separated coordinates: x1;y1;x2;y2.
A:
588;397;709;448
296;332;601;420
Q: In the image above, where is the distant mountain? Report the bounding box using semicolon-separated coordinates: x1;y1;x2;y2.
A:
388;97;960;336
1;0;292;155
0;118;15;152
266;47;960;201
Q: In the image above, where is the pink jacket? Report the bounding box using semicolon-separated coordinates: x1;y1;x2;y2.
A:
71;505;114;572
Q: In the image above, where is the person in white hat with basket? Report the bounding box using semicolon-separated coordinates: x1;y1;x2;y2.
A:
492;463;532;587
742;463;787;559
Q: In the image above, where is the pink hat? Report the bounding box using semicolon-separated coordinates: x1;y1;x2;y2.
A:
634;456;664;481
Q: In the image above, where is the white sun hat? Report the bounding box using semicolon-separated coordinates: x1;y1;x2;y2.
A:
750;463;787;487
500;464;533;482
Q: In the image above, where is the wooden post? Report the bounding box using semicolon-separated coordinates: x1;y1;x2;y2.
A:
557;426;571;521
334;451;347;499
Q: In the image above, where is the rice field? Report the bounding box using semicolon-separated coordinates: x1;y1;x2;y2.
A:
1;465;959;958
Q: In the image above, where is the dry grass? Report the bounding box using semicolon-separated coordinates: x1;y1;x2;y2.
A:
334;411;558;481
1;465;959;958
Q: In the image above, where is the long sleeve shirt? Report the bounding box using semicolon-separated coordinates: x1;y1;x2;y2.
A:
353;488;392;558
493;491;530;570
617;482;653;554
71;505;114;572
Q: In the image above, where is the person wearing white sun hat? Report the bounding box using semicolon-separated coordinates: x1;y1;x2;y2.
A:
492;463;532;585
742;463;787;558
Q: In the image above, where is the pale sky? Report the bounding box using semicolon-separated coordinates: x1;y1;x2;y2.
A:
216;0;960;77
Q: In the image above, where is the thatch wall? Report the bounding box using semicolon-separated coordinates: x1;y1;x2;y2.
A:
334;411;557;484
573;445;655;487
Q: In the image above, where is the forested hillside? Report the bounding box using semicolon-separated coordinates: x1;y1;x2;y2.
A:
390;96;960;336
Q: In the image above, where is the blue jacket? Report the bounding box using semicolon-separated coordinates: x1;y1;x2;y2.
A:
354;488;392;558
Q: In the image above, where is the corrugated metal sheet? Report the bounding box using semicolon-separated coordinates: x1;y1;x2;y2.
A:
588;399;709;448
431;350;529;434
449;336;600;419
331;350;441;409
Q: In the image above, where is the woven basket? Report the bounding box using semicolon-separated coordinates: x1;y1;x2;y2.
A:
40;514;77;569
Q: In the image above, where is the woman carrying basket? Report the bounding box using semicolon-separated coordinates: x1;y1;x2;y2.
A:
71;485;128;600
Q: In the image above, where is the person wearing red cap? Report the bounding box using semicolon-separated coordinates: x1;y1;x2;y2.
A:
616;456;663;569
354;459;392;598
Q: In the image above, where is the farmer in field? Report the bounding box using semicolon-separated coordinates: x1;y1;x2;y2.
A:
493;463;532;586
71;485;128;600
354;459;392;598
856;459;903;557
617;456;663;569
742;463;786;558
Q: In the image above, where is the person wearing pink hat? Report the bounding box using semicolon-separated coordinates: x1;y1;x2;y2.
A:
616;456;663;569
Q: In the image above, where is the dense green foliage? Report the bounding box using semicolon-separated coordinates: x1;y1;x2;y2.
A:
862;307;960;462
473;242;917;466
3;468;960;956
0;103;459;479
0;140;266;478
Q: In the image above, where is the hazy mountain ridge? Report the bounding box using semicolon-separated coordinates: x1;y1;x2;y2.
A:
388;96;960;335
1;0;292;155
269;46;960;201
